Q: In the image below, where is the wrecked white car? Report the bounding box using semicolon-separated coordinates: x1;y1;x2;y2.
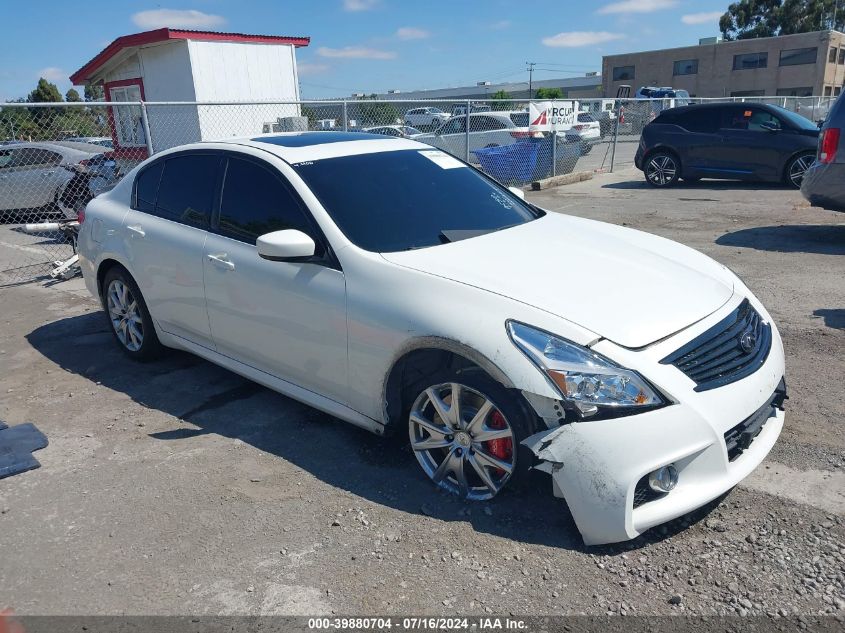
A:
78;132;786;545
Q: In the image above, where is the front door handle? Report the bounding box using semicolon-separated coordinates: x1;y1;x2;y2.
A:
207;253;235;271
126;225;145;238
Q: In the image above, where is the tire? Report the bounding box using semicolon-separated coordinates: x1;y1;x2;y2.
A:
644;151;680;188
784;152;815;189
102;266;163;361
405;369;536;501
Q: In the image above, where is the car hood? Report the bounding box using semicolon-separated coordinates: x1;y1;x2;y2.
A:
381;213;734;348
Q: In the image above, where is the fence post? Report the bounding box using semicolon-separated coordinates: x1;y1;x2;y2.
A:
343;100;348;132
610;99;620;173
464;99;471;162
139;102;154;156
551;100;557;177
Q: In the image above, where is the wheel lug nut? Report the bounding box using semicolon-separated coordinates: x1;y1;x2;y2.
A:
446;435;453;441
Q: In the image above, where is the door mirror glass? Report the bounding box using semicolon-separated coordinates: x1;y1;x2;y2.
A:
508;186;525;200
257;229;316;261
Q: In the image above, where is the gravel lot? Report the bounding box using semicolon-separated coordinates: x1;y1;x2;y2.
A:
0;167;843;617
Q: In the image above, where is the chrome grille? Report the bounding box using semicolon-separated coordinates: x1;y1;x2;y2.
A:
661;299;771;392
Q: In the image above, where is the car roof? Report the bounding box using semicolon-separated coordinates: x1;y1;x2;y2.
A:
182;131;427;163
659;102;778;115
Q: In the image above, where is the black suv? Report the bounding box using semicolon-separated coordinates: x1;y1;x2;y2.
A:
635;103;819;188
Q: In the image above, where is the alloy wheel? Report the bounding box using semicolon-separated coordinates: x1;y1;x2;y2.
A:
106;279;144;352
788;154;814;188
646;154;677;186
409;382;516;501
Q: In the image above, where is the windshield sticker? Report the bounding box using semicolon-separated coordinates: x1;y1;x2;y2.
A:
418;150;465;169
490;190;515;209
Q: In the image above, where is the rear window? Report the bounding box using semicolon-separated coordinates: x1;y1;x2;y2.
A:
291;149;541;252
509;113;529;127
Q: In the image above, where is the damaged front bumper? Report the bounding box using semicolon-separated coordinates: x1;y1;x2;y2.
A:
520;303;787;546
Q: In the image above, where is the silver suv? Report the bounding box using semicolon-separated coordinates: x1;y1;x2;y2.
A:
801;94;844;212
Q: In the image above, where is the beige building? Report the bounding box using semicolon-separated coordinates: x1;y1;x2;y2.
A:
602;30;845;98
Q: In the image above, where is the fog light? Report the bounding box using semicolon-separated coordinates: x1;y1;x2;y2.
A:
648;464;678;492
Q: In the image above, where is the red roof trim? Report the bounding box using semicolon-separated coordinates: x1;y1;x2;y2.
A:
70;28;310;85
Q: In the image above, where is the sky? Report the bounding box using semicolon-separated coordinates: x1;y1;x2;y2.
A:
0;0;730;101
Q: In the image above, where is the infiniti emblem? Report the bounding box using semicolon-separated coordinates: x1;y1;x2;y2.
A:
739;331;757;354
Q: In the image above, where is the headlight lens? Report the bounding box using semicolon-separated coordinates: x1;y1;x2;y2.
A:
507;321;665;419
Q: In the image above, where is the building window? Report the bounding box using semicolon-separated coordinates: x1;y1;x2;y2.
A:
779;47;818;67
107;83;146;148
730;90;765;97
733;52;768;70
824;86;833;96
612;65;635;81
776;87;813;97
840;48;845;64
830;47;838;63
836;86;842;96
673;59;699;75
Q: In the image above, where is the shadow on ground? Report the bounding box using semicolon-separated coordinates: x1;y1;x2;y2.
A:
716;224;845;255
602;179;793;191
27;311;722;553
813;309;845;330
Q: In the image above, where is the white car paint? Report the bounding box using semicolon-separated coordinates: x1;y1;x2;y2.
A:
415;112;536;164
404;107;451;129
77;133;785;545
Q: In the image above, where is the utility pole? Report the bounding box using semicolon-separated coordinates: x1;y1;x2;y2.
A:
526;62;536;99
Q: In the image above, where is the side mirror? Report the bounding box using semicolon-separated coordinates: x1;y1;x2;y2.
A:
257;229;315;262
508;186;526;200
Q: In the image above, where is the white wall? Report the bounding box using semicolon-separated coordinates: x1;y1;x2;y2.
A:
138;41;202;151
187;40;302;140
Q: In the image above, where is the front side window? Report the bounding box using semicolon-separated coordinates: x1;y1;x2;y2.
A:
673;59;698;75
154;154;217;228
613;65;635;81
733;52;768;70
9;148;62;168
218;157;313;245
291;149;542;253
779;47;817;67
722;107;781;131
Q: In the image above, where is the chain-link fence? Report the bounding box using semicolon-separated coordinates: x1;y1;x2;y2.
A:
0;95;831;285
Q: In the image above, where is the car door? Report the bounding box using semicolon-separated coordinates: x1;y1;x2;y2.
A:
715;107;784;180
0;148;69;209
202;154;348;403
122;152;218;348
431;116;466;157
671;108;722;176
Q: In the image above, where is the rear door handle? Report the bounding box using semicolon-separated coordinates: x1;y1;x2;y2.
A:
207;253;235;271
126;225;145;238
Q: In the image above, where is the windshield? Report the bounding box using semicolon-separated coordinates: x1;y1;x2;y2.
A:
774;106;821;131
291;149;542;252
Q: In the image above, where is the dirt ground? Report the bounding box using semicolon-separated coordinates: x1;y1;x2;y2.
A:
0;167;843;617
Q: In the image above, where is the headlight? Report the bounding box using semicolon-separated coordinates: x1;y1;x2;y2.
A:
507;321;666;419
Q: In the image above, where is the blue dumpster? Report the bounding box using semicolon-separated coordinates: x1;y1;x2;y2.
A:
472;141;540;184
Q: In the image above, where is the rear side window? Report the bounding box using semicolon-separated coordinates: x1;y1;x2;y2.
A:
134;162;163;212
676;109;720;133
218;157;314;245
509;113;529;127
154;154;218;228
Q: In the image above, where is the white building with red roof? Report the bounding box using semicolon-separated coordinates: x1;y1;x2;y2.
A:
70;28;311;157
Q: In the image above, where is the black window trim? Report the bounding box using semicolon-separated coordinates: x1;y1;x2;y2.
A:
778;46;818;67
732;51;768;71
212;150;341;271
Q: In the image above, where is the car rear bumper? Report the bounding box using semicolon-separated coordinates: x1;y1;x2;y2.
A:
801;161;845;212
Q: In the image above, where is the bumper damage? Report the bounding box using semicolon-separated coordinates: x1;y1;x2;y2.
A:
522;380;787;546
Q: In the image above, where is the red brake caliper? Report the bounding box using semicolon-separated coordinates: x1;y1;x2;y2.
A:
485;411;513;474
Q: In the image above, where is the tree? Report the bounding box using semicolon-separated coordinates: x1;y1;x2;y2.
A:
84;84;105;102
534;87;564;100
357;94;400;126
27;78;63;103
720;0;844;40
65;88;82;102
489;89;513;110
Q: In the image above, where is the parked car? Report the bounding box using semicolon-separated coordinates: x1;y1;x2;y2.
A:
580;100;617;136
404;107;450;129
624;87;693;134
363;125;423;139
0;141;120;218
565;112;601;153
635;86;691;105
78;131;786;545
635;103;819;188
451;103;492;116
415;112;539;163
801;94;844;212
63;136;114;149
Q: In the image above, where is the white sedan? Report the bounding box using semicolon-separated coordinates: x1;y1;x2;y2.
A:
77;132;785;545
